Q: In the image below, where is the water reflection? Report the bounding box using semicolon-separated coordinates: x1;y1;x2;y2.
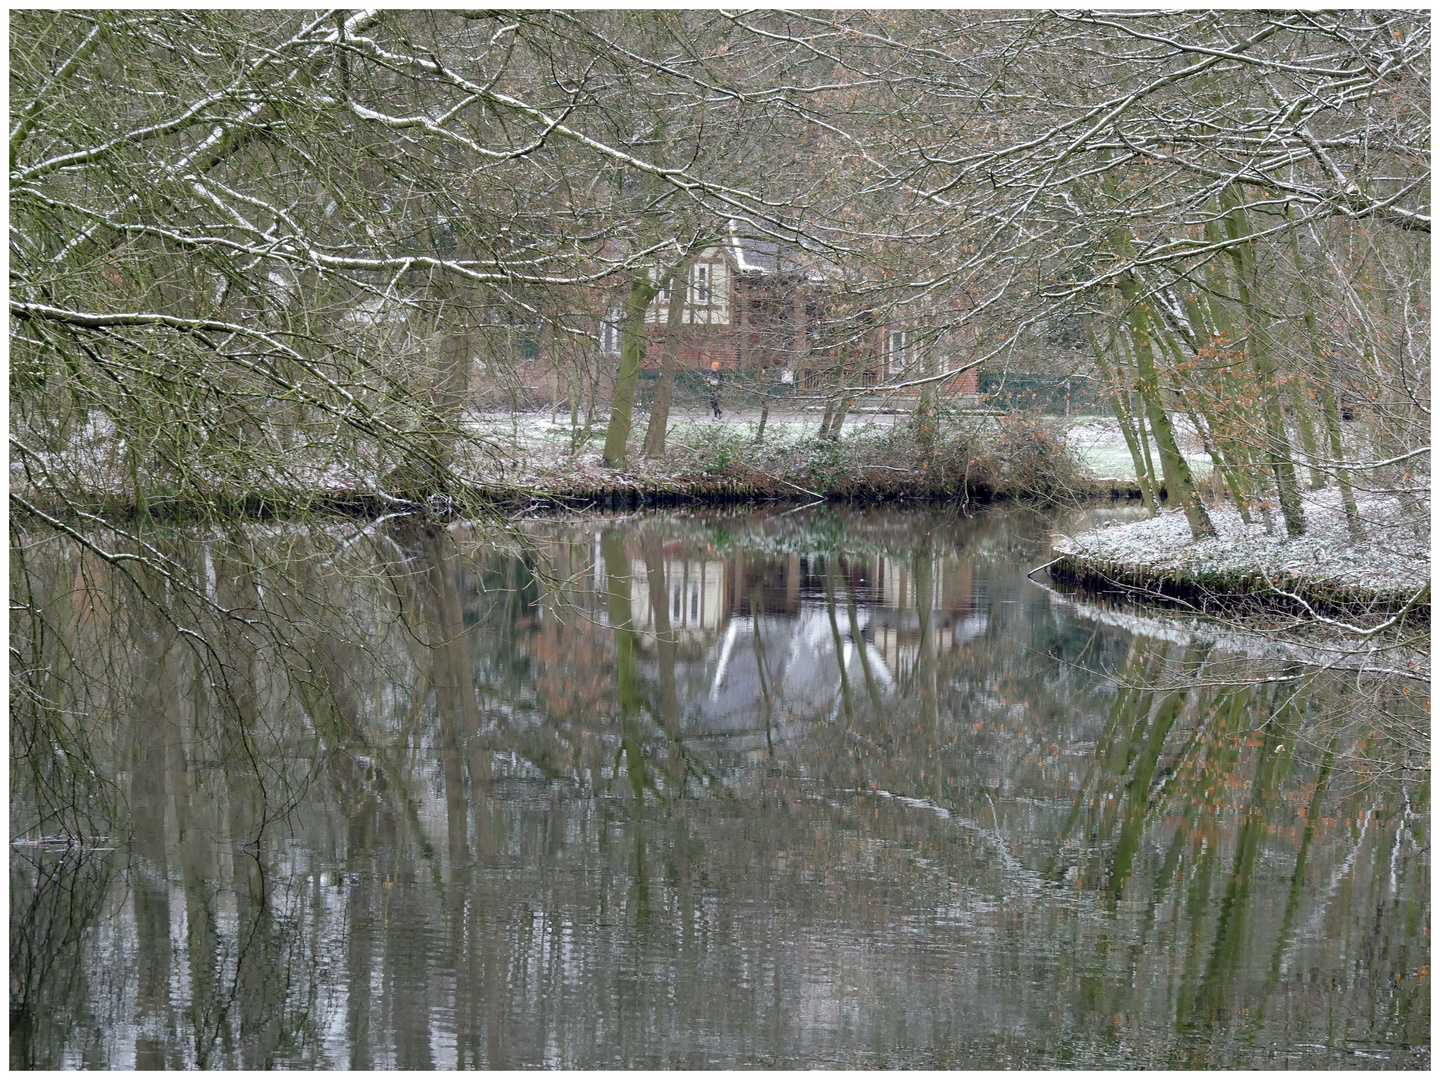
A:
10;505;1429;1068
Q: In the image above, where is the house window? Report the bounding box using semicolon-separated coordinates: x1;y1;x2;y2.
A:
675;261;729;326
887;329;908;375
599;308;622;355
647;268;674;323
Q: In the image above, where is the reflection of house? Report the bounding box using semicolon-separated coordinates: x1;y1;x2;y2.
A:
869;614;989;686
865;555;987;684
727;551;803;616
615;546;992;742
530;542;994;753
685;609;884;748
630;556;726;649
625;547;986;683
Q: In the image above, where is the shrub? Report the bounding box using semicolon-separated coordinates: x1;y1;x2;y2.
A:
694;427;747;475
662;413;1083;503
993;415;1085;499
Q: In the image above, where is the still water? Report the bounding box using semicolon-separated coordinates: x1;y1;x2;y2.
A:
10;504;1429;1068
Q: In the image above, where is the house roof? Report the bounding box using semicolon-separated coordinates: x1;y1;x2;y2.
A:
727;221;780;274
727;220;841;284
681;607;891;736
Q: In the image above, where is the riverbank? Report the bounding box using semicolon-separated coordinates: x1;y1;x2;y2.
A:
1048;489;1430;627
513;418;1126;509
16;416;1139;523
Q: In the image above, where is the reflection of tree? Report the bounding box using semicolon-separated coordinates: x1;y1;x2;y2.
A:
822;559;853;724
604;529;651;808
1032;638;1428;1062
748;569;777;755
130;572;180;1066
9;509;1429;1066
10;847;117;1069
641;530;688;791
912;541;939;733
844;569;884;711
1106;644;1207;903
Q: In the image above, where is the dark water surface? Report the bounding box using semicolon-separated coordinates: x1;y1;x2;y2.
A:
10;504;1429;1068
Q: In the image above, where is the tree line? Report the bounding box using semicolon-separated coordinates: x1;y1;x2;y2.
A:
10;10;1429;530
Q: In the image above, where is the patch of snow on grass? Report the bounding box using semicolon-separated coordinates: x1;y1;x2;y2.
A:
1054;488;1429;594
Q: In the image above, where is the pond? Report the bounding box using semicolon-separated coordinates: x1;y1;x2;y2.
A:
10;503;1429;1068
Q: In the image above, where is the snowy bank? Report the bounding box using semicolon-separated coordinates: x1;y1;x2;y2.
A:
1048;489;1430;624
13;415;1131;521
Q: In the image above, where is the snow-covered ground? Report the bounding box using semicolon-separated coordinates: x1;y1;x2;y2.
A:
10;405;1178;492
463;405;910;456
1063;414;1211;481
472;408;1210;482
1052;487;1430;598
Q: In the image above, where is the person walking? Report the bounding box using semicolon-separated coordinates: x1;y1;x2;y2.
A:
706;360;723;420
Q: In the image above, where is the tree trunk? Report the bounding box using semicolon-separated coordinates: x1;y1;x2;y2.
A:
1288;379;1326;490
569;362;582;452
1185;397;1255;523
1243;293;1306;538
603;269;659;467
388;281;471;498
832;338;854;441
1150;314;1253;523
911;336;936;456
1135;396;1161;507
643;266;686;458
818;396;835;439
829;394;852;440
581;364;599;448
1121;273;1216;539
1318;383;1362;540
1221;188;1304;537
1290;230;1362;538
1179;393;1252;523
1087;317;1156;514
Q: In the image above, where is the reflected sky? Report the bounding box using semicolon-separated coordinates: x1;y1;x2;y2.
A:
10;504;1430;1068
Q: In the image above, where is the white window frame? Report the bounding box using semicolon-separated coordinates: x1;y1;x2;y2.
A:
708;261;729;324
887;329;908;375
691;262;710;307
647;267;672;323
600;307;622;355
